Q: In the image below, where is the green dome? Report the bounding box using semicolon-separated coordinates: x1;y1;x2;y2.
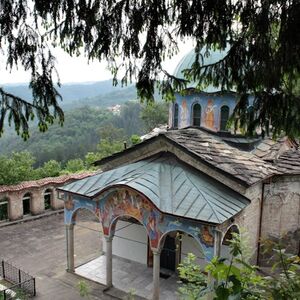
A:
173;46;230;92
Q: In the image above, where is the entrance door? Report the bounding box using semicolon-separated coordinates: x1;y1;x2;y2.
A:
44;191;51;210
160;235;176;271
0;200;8;221
23;198;31;215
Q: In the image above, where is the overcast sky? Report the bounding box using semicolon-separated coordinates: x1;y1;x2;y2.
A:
0;42;193;85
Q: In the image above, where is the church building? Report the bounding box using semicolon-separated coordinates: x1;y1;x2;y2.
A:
58;48;300;300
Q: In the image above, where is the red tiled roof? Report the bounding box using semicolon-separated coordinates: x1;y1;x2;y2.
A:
0;172;95;193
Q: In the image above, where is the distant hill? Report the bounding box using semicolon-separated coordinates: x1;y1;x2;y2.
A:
3;80;135;109
0;80;163;164
62;85;138;110
3;80;163;111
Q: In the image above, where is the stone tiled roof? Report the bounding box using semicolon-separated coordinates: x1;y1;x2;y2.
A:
252;137;293;161
0;172;95;193
252;137;300;175
274;150;300;174
164;128;278;186
97;127;300;186
140;125;168;141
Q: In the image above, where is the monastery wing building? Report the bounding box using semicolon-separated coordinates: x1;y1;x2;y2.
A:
58;48;300;300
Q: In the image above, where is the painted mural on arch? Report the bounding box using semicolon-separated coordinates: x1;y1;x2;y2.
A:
99;188;215;259
63;188;216;260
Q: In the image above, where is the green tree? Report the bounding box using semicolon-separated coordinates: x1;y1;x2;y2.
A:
36;160;62;178
140;102;169;131
98;124;126;143
0;106;114;166
0;151;36;185
64;158;85;173
112;101;145;136
130;134;141;145
84;140;124;166
1;1;300;138
84;152;103;168
177;253;207;299
96;139;124;159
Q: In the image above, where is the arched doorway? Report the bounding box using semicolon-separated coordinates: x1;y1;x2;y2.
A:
44;189;52;211
104;214;155;298
72;208;103;268
109;215;149;265
158;230;207;273
0;197;9;222
221;224;240;259
22;193;32;216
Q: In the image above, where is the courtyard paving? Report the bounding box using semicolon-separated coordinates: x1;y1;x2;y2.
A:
0;212;111;300
76;255;179;300
0;212;181;299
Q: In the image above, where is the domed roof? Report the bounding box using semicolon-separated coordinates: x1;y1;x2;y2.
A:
173;46;230;92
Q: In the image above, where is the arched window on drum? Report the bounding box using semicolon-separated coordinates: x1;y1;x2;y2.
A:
173;103;179;128
220;105;230;131
192;103;201;126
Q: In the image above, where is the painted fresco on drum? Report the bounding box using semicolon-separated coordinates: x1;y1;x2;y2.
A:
174;92;237;131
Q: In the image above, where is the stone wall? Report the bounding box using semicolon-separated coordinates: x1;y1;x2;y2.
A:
260;175;300;263
0;185;64;221
217;176;300;265
217;182;263;263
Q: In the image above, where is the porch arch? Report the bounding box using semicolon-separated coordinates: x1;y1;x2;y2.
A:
107;214;150;271
98;186;164;249
72;207;103;268
221;224;240;245
109;214;151;242
221;224;240;259
71;206;101;224
158;229;208;261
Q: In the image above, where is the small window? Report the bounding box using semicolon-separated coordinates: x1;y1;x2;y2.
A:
192;103;201;126
44;189;52;210
173;103;179;128
0;198;9;221
220;105;230;131
57;190;64;200
22;193;31;216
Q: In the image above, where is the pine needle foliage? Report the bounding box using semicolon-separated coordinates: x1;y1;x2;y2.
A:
1;1;300;138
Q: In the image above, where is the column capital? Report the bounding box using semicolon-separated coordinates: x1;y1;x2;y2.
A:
65;223;74;229
104;235;113;242
151;248;161;255
213;228;223;234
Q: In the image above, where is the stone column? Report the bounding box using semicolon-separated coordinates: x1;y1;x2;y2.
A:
214;229;222;257
175;234;181;274
30;190;44;215
207;228;223;300
152;249;161;300
66;224;75;272
105;236;113;288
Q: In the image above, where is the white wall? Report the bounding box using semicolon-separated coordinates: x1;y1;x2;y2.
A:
103;220;148;264
180;234;207;268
